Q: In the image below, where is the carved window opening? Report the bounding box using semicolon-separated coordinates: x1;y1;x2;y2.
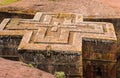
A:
95;67;102;77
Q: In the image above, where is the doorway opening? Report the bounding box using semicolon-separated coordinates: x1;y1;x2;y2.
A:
95;67;102;78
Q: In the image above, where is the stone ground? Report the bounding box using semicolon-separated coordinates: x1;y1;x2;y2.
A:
100;0;120;10
0;0;120;17
0;58;55;78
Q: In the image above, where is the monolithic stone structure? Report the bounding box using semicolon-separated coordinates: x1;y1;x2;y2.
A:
0;12;117;78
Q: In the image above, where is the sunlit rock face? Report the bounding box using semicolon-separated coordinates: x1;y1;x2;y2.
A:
0;12;117;78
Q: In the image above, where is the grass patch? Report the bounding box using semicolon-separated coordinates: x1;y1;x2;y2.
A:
54;72;65;78
0;0;20;5
48;0;56;1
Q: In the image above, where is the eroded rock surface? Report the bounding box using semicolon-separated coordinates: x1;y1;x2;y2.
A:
0;58;55;78
0;0;120;17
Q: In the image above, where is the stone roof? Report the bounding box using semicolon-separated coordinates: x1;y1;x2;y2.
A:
0;12;117;52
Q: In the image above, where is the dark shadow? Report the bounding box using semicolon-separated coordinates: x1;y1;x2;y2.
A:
95;67;102;78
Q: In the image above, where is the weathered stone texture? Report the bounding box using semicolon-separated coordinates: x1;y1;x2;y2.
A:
0;12;117;78
83;40;116;78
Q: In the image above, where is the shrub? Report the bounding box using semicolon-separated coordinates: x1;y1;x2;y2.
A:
0;0;20;5
54;71;65;78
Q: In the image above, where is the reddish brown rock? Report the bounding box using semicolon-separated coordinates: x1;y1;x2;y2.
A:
0;58;55;78
0;0;120;17
100;0;120;10
0;12;117;78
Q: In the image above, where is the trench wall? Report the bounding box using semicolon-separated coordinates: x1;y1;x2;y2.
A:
0;36;22;60
19;50;82;77
84;18;120;78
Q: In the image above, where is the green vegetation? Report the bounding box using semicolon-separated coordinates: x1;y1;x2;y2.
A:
0;0;20;5
48;0;56;1
54;71;65;78
28;63;34;68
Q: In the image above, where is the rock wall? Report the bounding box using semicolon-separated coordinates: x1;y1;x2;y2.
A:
82;39;116;78
19;50;82;77
84;18;120;78
0;36;22;60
